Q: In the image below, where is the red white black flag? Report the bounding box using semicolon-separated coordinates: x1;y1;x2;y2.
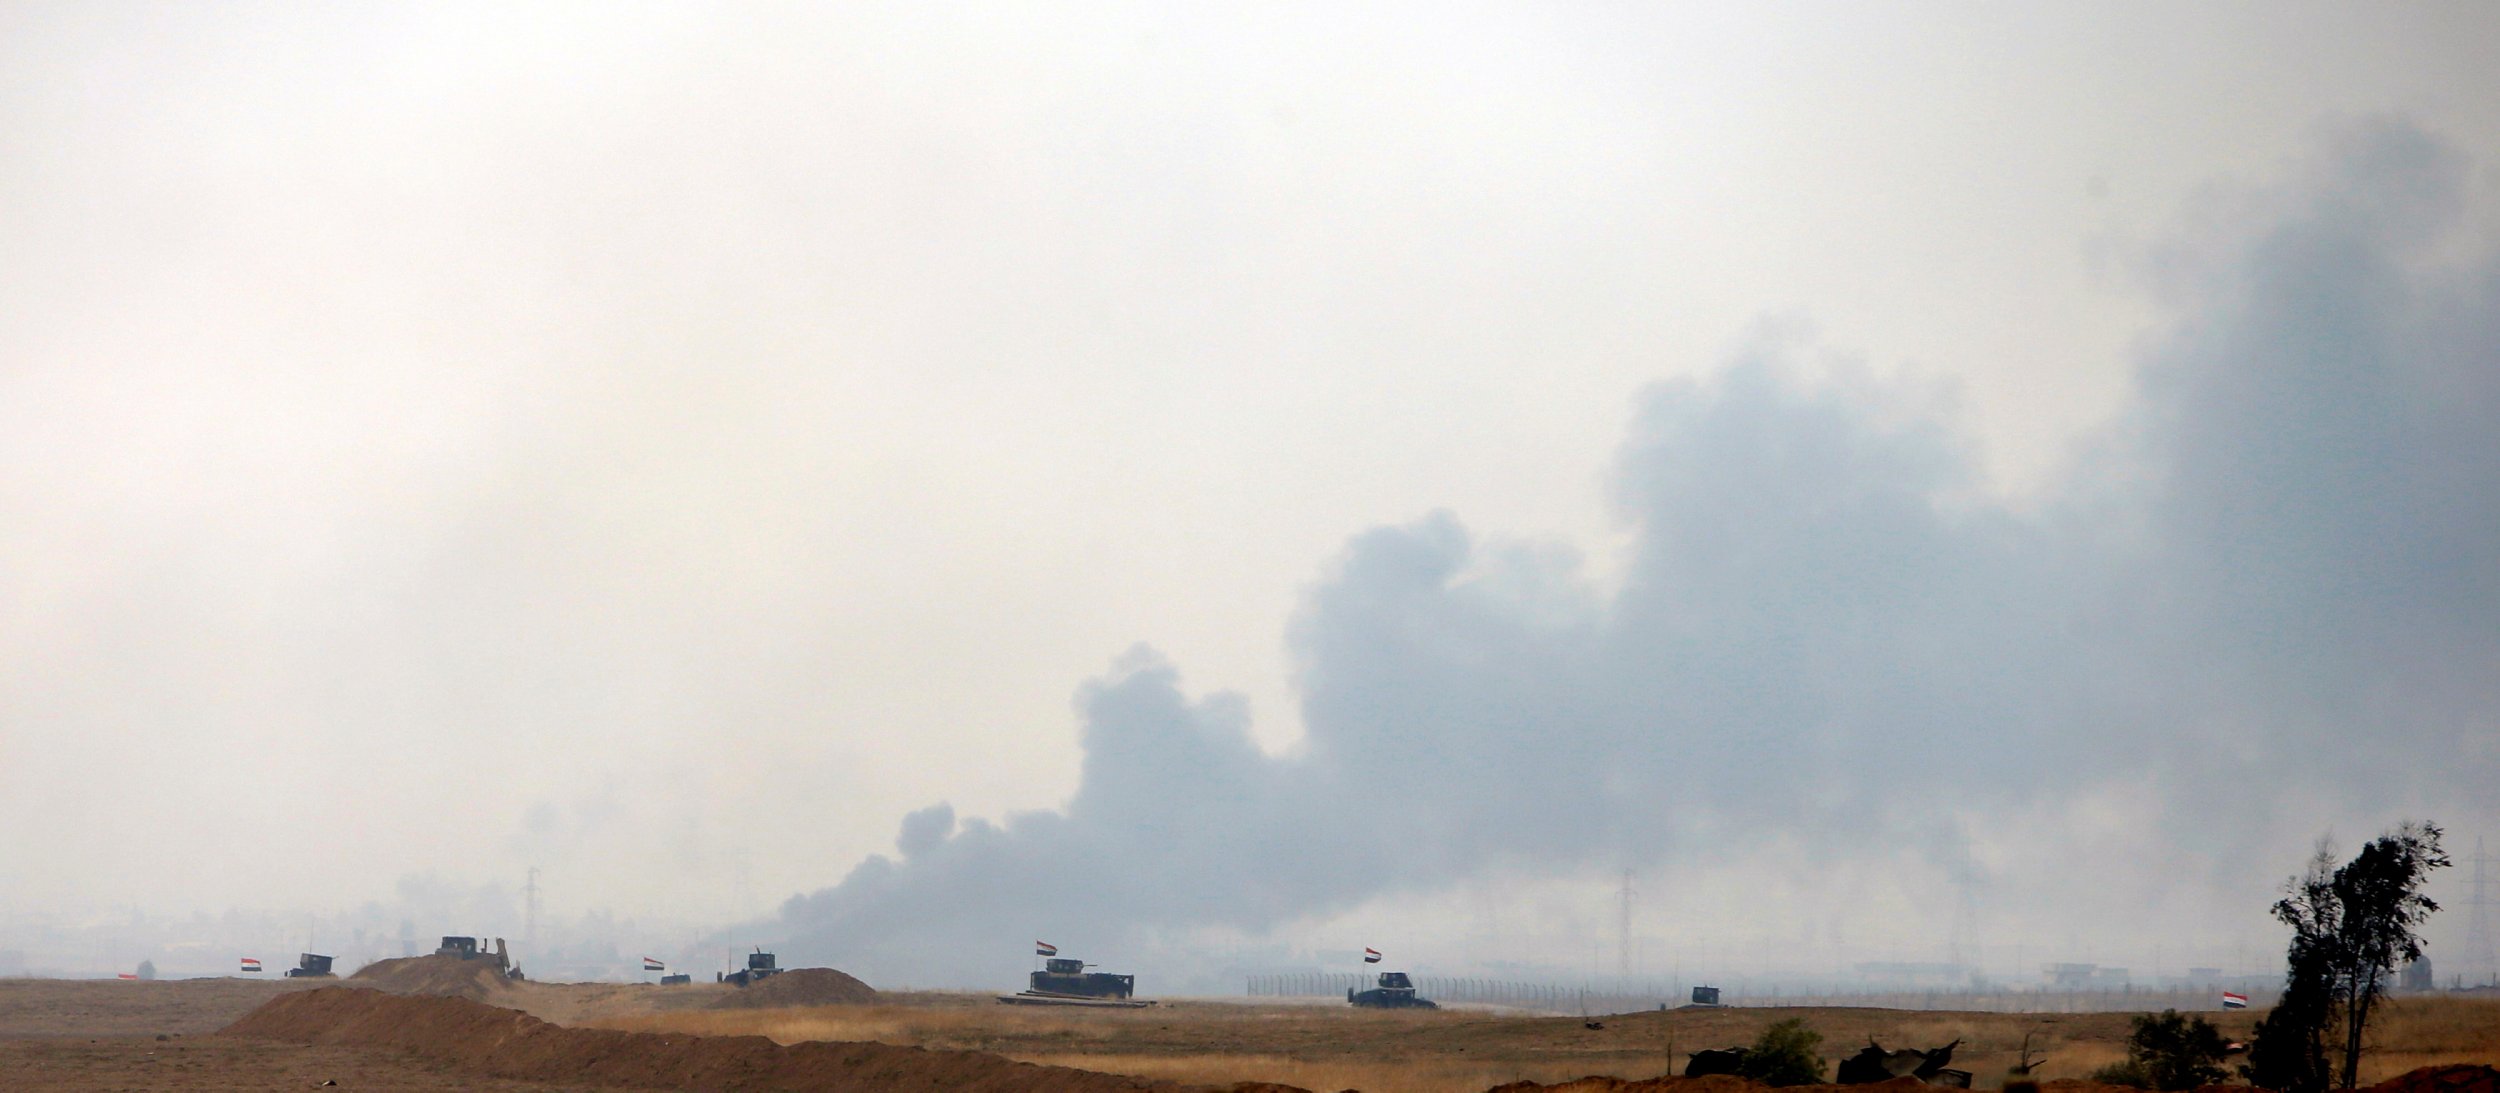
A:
240;957;262;973
2221;991;2248;1009
1363;948;1382;964
643;957;665;972
1036;941;1058;957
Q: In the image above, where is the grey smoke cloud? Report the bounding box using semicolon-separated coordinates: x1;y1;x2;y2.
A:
775;119;2500;985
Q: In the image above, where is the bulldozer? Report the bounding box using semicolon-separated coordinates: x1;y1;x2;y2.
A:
434;936;509;968
1348;971;1438;1009
433;936;524;979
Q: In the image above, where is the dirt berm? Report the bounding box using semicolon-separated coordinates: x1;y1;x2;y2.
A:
347;953;518;1000
224;986;1305;1093
712;967;878;1008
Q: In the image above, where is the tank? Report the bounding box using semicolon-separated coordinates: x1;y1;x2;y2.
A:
284;953;334;978
1025;957;1136;1000
1348;970;1437;1009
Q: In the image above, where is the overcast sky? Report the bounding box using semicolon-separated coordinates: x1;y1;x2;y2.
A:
5;3;2497;986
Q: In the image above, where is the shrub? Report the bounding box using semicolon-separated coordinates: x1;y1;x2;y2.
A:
2126;1009;2231;1091
2090;1059;2153;1088
1740;1017;1826;1087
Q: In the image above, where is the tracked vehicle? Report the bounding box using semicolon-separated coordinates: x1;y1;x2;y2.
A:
1349;970;1438;1009
998;956;1151;1007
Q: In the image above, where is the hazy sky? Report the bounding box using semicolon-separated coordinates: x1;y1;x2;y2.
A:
5;3;2498;985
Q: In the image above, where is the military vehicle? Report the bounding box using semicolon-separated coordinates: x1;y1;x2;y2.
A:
284;953;334;978
432;935;524;979
999;956;1151;1007
434;936;510;968
1026;957;1134;999
720;949;782;987
1348;970;1438;1009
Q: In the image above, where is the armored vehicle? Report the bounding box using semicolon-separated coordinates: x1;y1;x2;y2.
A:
285;953;334;978
999;955;1151;1007
1026;957;1135;1000
1348;970;1438;1009
721;949;782;987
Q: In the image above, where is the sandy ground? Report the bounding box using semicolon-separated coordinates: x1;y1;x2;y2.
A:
0;1035;615;1091
0;976;606;1090
0;975;319;1038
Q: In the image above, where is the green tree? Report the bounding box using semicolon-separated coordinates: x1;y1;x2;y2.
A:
1740;1017;1826;1087
2244;823;2449;1093
2124;1009;2229;1090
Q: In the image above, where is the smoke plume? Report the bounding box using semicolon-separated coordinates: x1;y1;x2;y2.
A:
778;120;2498;986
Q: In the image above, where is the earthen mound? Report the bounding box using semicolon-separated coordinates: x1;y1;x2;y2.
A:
711;967;877;1008
2369;1065;2500;1093
223;986;1247;1092
346;954;514;1000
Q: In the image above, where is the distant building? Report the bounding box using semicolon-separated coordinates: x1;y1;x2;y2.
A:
2045;963;2097;988
2400;957;2433;992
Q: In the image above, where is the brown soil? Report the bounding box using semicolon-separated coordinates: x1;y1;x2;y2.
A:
2367;1065;2500;1093
348;952;520;1000
224;985;1268;1092
0;1035;612;1091
712;967;879;1008
0;976;316;1038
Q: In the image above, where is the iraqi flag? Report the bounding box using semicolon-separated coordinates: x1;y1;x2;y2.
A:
643;957;666;972
1036;941;1058;957
2221;991;2249;1009
1363;948;1382;964
240;958;262;973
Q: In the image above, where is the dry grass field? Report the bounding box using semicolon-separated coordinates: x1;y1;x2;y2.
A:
589;992;2500;1093
3;975;2492;1093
